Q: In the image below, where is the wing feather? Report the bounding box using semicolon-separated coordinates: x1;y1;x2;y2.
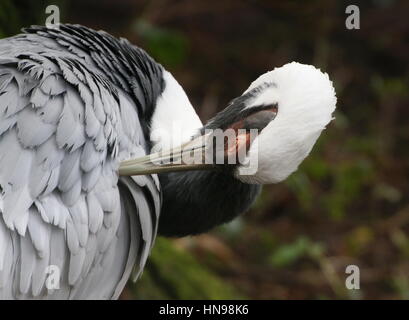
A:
0;27;161;299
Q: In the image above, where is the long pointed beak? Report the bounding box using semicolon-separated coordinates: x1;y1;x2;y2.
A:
119;132;215;176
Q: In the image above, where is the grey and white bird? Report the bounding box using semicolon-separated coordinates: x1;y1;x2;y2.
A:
0;24;336;299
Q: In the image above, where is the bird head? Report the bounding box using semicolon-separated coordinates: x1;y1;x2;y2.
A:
119;62;337;184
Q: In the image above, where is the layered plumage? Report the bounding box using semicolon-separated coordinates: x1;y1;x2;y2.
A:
0;24;162;299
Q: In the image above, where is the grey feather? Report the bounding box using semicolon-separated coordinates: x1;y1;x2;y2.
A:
58;149;81;192
19;232;36;294
37;95;64;124
1;81;29;116
39;74;66;96
84;103;100;139
69;199;89;247
28;206;51;296
0;113;17;136
68;248;86;285
80;139;105;172
56;96;86;151
0;218;11;273
82;163;102;192
0;23;164;299
35;137;64;171
36;195;69;229
0;73;14;92
61;178;82;206
30;87;50;108
66;218;80;255
17;107;56;147
27;207;48;258
87;193;104;234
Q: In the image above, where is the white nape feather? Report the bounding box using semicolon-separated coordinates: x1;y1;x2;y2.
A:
150;71;203;152
236;62;337;184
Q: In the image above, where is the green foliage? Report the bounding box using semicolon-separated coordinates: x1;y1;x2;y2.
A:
130;237;243;300
0;0;20;38
286;172;314;211
373;183;402;203
346;226;374;255
390;229;409;259
134;20;188;68
0;0;66;38
269;236;325;268
324;158;374;220
392;275;409;300
371;76;408;100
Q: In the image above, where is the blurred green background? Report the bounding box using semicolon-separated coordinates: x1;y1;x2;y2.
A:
1;0;408;299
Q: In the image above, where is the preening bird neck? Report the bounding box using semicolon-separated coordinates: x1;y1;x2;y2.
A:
149;71;260;236
157;169;261;237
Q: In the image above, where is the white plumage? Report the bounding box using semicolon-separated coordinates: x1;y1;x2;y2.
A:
236;62;337;184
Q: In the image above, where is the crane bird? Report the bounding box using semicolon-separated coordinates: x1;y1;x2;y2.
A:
0;24;336;299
